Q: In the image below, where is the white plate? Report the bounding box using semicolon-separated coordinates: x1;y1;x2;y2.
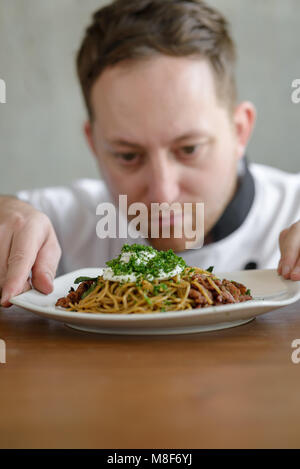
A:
10;268;300;335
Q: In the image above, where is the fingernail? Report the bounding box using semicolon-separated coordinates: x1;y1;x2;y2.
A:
1;293;9;307
43;273;54;294
282;265;290;277
45;272;53;283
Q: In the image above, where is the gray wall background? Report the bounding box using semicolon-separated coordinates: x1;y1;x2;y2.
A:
0;0;299;195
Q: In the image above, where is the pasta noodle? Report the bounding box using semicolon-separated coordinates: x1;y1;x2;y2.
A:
56;266;253;314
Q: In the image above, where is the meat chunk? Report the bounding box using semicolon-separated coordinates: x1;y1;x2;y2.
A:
189;288;208;305
56;280;94;307
222;280;241;302
188;273;252;308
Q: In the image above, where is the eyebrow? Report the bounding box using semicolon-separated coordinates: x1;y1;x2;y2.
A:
106;131;207;149
173;131;208;143
106;139;142;149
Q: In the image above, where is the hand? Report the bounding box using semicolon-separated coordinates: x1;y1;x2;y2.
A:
0;196;62;307
278;221;300;281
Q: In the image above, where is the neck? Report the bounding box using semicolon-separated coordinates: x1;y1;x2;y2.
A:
205;157;255;244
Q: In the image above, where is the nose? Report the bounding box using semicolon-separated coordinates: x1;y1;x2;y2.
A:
145;150;180;205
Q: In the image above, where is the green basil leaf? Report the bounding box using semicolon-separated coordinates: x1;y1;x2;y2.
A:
74;276;98;284
81;282;97;300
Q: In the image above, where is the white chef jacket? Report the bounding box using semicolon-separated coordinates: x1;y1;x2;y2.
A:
15;163;300;277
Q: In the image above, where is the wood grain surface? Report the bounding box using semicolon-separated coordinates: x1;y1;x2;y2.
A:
1;301;300;449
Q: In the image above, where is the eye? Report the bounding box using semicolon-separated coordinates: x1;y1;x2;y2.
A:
181;145;198;155
176;145;200;159
115;152;141;165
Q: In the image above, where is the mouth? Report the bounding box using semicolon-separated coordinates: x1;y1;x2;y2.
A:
151;212;184;227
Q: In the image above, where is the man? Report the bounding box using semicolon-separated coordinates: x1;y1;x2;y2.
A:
0;0;299;308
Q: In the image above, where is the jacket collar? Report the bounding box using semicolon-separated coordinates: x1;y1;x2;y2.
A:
207;157;255;243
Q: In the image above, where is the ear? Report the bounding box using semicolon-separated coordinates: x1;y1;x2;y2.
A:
233;101;256;160
84;120;98;157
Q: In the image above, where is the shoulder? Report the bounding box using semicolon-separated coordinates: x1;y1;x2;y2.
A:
16;178;111;214
250;162;300;189
68;178;112;211
249;162;300;225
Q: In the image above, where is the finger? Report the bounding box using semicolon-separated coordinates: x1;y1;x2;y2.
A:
31;231;61;294
277;259;282;275
290;257;300;281
0;227;12;283
279;223;300;279
0;279;31;308
279;224;300;279
278;229;288;275
1;219;45;304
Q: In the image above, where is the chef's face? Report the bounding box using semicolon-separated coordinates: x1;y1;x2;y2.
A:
85;55;255;252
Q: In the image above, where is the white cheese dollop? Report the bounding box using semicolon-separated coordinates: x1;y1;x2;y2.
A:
146;264;184;281
102;249;184;283
102;267;138;283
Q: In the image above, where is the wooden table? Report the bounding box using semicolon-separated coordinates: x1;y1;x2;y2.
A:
1;301;300;449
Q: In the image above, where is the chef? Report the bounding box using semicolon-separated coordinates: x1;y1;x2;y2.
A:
0;0;299;307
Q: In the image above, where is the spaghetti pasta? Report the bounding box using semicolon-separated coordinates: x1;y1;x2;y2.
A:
56;245;253;314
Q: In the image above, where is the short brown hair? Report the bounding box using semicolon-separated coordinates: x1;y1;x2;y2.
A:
77;0;237;118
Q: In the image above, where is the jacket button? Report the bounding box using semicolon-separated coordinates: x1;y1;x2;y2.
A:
244;262;257;270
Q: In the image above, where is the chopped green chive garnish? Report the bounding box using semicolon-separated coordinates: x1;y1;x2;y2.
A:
106;244;186;281
153;283;169;295
143;294;152;305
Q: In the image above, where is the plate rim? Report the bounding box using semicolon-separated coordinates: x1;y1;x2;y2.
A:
10;268;300;322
